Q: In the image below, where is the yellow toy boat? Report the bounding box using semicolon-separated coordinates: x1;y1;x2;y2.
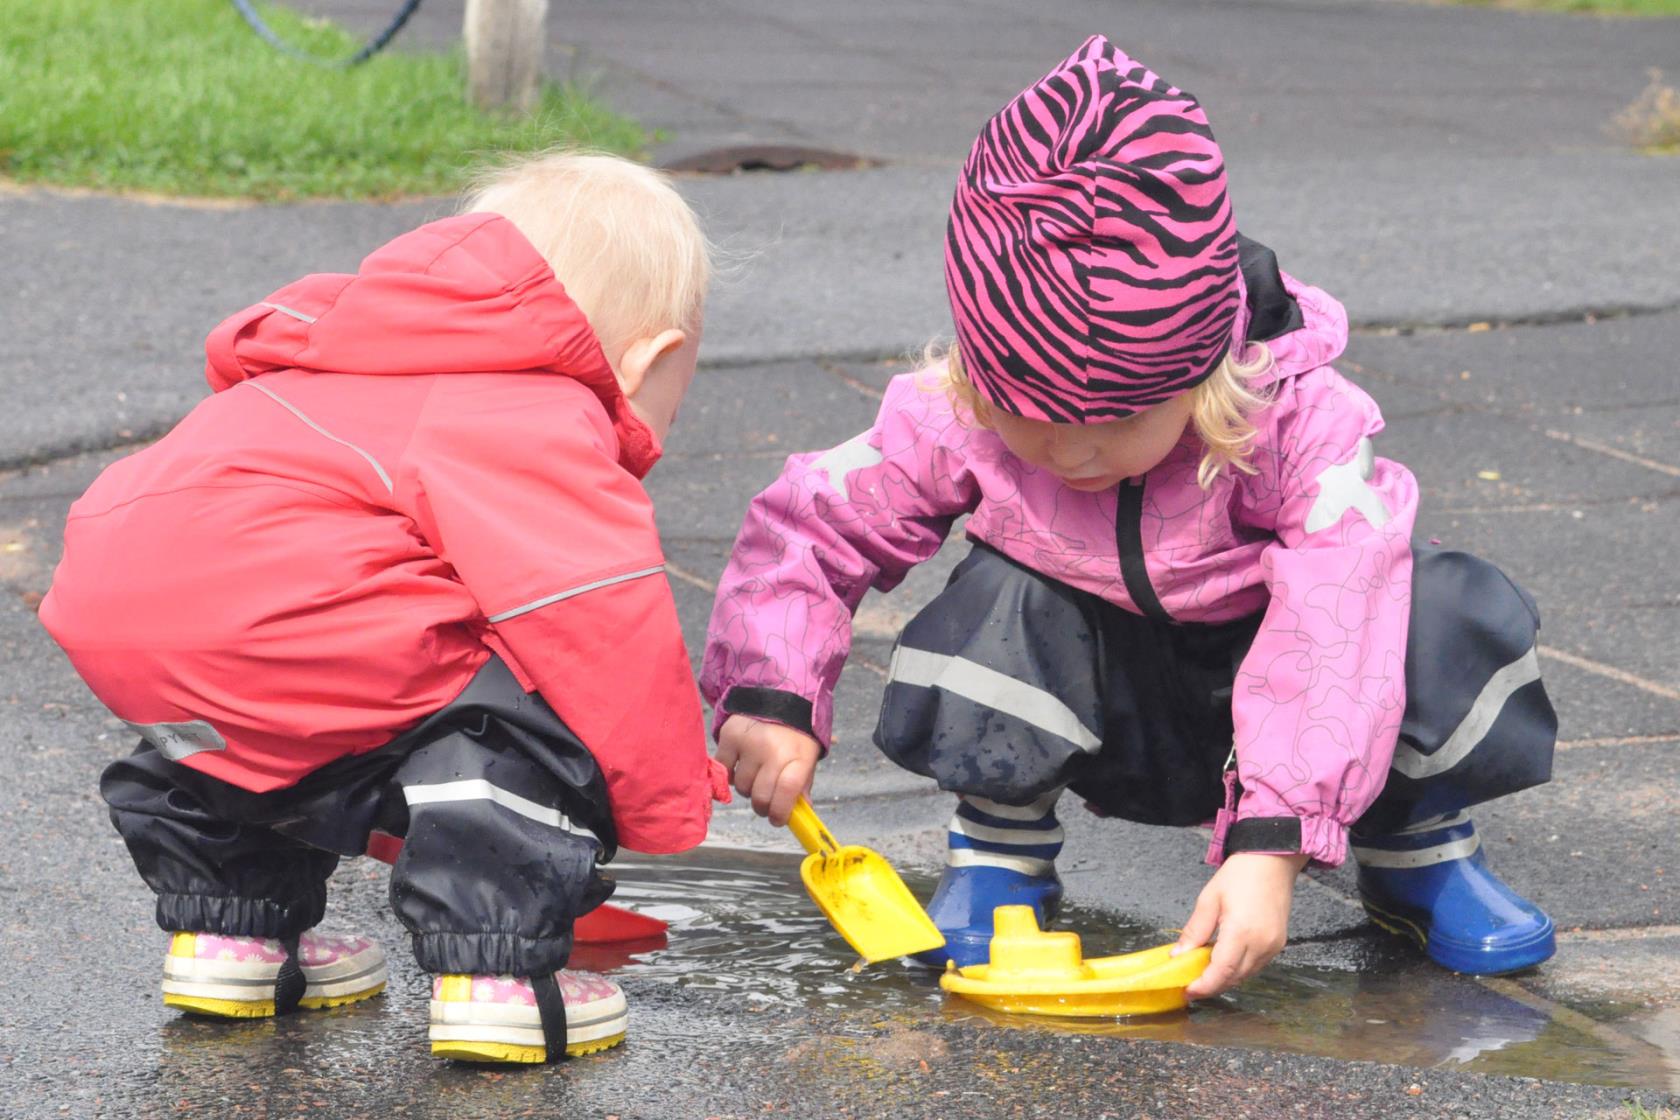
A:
939;905;1212;1018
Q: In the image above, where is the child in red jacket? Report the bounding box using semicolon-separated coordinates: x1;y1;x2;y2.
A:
39;151;724;1064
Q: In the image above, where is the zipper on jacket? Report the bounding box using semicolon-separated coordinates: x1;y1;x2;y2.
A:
1115;477;1171;621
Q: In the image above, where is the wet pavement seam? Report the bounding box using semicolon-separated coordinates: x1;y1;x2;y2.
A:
1557;924;1680;942
1554;734;1679;752
663;560;721;594
1543;429;1680;479
1432;492;1680;516
1351;299;1680;335
1537;646;1680;703
815;358;890;401
0;427;177;475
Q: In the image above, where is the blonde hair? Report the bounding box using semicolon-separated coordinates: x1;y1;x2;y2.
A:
461;149;712;358
940;341;1274;489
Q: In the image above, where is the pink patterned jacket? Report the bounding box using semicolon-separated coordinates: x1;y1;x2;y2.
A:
701;276;1418;867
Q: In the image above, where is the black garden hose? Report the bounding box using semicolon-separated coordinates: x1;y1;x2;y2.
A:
228;0;424;68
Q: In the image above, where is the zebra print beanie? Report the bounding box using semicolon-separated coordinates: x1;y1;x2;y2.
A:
945;35;1242;423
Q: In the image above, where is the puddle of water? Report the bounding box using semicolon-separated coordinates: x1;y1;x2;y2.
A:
602;848;1680;1092
585;848;944;1016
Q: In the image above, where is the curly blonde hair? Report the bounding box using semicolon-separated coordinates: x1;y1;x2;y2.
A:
939;341;1274;489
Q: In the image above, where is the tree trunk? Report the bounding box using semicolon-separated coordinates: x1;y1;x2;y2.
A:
464;0;548;114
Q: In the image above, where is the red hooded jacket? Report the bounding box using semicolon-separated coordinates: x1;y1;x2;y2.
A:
40;214;722;854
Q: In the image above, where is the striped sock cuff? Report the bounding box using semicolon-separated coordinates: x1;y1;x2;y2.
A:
946;791;1063;874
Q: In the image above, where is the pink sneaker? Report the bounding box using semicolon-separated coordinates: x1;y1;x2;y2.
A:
429;971;628;1063
162;930;387;1018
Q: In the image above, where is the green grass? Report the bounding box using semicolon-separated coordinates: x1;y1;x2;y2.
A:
1456;0;1680;14
0;0;647;200
1612;70;1680;153
1627;1104;1680;1120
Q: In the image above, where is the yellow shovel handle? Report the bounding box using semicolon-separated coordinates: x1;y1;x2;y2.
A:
786;795;838;857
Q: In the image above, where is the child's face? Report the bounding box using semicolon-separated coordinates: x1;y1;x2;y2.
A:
988;391;1196;491
617;323;702;444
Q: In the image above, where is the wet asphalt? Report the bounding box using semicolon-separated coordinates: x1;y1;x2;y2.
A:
3;1;1679;1116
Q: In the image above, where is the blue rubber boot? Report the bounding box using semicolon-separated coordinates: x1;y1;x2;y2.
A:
1353;813;1555;975
913;792;1064;969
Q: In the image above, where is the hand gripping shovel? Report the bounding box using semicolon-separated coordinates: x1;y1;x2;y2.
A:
365;831;667;945
785;795;945;963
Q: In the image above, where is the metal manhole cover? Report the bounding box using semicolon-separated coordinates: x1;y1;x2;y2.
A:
661;145;881;175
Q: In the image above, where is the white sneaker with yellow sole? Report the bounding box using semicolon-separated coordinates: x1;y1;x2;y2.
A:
162;931;387;1018
429;971;627;1063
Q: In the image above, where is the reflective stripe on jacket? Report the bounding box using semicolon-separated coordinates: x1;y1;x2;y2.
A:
42;214;721;854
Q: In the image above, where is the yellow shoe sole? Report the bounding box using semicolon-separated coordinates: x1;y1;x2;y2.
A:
431;1031;626;1064
1361;899;1430;949
164;982;387;1019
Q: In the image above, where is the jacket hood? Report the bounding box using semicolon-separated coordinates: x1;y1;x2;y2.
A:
203;213;660;476
1255;272;1348;387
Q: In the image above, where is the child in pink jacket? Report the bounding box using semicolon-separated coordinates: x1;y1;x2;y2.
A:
701;37;1556;993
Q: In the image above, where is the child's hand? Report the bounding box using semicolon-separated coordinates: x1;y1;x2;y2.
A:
1174;851;1309;1000
715;715;821;827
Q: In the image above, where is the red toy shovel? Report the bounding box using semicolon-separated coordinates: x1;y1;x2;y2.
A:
364;831;668;946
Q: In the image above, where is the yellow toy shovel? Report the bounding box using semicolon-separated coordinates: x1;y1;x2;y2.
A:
786;795;946;962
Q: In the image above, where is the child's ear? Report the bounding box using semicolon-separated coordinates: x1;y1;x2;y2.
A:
615;329;688;399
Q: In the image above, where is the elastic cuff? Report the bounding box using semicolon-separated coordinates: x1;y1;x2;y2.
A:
155;890;325;939
411;931;572;976
1297;816;1350;868
1224;816;1301;856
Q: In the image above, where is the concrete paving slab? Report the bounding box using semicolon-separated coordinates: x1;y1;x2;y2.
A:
1536;928;1680;1013
1548;407;1680;474
1542;601;1680;697
1410;502;1680;698
1544;669;1679;748
1385;408;1670;511
1346;312;1680;469
0;190;439;467
643;450;795;541
661;359;883;460
1348;313;1680;416
1464;741;1680;931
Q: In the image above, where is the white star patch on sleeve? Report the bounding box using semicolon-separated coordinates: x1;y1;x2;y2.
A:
810;433;885;502
1304;437;1391;533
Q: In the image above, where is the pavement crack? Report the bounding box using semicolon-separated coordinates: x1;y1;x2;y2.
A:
1556;733;1679;751
0;432;164;477
1432;488;1680;515
1538;645;1680;703
1543;429;1680;479
664;560;720;594
814;359;887;401
1353;299;1680;336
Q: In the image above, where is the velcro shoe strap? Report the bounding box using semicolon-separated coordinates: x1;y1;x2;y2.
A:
274;935;306;1015
531;973;569;1063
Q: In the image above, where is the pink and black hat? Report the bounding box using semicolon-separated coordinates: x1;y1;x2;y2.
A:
946;35;1243;423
